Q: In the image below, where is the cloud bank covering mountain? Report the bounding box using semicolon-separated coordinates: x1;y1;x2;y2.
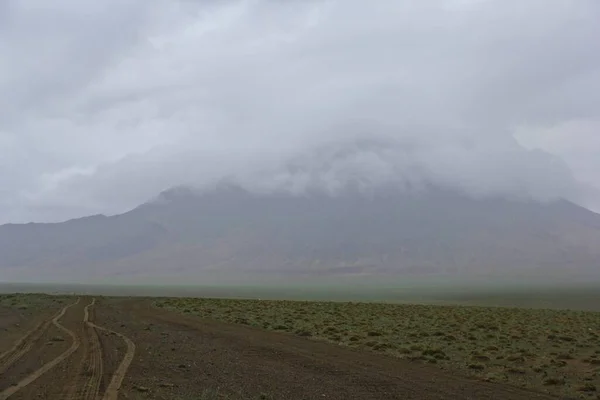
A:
0;0;599;223
1;1;599;284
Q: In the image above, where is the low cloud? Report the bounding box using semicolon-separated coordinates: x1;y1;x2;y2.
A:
0;0;599;222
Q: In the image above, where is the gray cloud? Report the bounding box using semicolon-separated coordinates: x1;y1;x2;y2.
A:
1;0;599;223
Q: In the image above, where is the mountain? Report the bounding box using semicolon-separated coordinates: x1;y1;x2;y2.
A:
1;183;599;283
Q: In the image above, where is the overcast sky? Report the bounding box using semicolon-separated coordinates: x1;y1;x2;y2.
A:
0;0;599;223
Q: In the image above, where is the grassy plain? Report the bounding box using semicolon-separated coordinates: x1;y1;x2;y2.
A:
158;296;600;399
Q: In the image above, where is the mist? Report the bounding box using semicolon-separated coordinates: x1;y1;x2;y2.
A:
1;0;599;223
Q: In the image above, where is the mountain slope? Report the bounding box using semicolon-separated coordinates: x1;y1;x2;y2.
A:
1;184;599;283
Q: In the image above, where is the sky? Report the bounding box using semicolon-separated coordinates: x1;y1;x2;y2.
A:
0;0;599;223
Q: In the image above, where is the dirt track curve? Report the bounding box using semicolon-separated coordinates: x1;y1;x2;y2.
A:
0;297;136;400
88;299;136;400
0;298;81;399
0;312;59;375
63;298;105;400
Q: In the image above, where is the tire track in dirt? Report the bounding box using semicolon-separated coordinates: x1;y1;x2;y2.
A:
63;298;104;400
0;298;81;400
0;304;69;374
83;313;104;400
0;321;50;374
87;302;136;400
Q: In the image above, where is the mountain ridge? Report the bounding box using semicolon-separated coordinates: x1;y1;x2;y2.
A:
1;184;599;283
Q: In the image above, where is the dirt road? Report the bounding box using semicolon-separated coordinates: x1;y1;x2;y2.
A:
0;297;565;400
0;297;135;400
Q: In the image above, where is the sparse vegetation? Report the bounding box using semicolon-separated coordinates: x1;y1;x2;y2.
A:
158;298;600;399
0;293;69;310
